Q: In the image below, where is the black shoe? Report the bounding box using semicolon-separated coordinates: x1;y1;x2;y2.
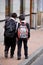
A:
17;57;21;60
5;54;8;58
5;52;8;58
25;56;28;59
10;55;14;58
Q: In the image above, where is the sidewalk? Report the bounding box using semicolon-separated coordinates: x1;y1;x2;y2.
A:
0;29;43;65
31;54;43;65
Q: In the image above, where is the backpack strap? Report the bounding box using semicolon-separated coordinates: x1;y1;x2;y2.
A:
16;22;18;30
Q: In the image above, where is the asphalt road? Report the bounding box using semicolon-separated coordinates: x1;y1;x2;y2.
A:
31;54;43;65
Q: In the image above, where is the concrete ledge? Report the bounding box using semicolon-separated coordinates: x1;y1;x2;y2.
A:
19;47;43;65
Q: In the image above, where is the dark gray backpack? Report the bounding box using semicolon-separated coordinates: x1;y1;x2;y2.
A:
4;19;16;37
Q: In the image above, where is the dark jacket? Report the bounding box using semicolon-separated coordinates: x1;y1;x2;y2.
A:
4;17;17;38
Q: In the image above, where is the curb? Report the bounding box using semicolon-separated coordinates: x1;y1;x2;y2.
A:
19;47;43;65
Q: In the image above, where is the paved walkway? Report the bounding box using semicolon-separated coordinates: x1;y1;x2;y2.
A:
0;29;43;65
31;54;43;65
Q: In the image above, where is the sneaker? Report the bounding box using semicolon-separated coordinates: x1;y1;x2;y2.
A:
25;56;28;59
5;52;8;58
10;55;14;58
17;57;21;60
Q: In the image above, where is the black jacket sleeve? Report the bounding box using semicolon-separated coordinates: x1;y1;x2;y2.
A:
26;23;30;38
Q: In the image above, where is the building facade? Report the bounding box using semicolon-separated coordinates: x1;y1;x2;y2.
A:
0;0;43;28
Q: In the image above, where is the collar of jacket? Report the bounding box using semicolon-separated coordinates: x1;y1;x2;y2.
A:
20;20;26;23
10;17;16;21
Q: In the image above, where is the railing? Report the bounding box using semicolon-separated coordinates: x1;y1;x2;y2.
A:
0;14;30;22
0;13;41;30
0;19;6;22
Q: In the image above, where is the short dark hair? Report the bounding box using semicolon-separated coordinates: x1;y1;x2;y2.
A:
11;13;17;18
19;14;25;20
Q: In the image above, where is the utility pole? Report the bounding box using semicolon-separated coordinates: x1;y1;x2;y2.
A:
30;0;32;28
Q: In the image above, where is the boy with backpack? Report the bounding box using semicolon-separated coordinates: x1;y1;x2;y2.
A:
4;13;17;58
17;14;30;60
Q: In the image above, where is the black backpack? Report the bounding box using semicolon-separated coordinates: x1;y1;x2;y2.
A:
4;19;16;37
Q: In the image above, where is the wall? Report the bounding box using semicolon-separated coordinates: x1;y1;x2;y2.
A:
0;0;5;20
32;0;37;28
0;0;5;42
11;0;20;16
25;0;30;24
